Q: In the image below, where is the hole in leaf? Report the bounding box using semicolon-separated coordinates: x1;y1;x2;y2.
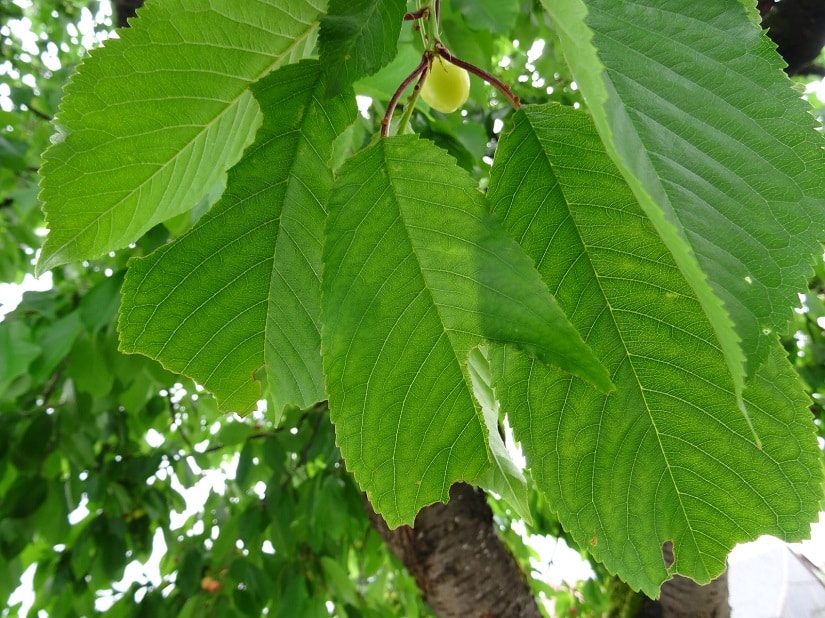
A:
662;540;675;568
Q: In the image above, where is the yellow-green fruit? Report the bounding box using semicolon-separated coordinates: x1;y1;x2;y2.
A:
420;58;470;114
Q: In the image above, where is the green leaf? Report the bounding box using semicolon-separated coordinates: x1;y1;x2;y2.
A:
468;346;532;525
79;273;124;332
276;578;308;618
0;320;40;400
488;104;823;595
543;0;825;411
38;0;326;272
29;310;83;383
119;60;356;416
452;0;519;34
68;331;114;398
176;547;204;597
217;420;254;447
319;0;406;96
355;43;422;101
0;136;28;172
439;17;496;107
0;518;29;559
320;556;358;606
11;412;56;472
321;134;611;526
1;475;48;519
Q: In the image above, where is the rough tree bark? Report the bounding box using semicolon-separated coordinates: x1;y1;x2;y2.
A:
650;573;730;618
633;543;730;618
366;484;731;618
761;0;825;75
112;0;144;28
364;483;543;618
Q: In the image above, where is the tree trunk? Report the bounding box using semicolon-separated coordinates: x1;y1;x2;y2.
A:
614;543;730;618
762;0;825;75
112;0;144;28
634;574;729;618
364;483;543;618
657;572;729;618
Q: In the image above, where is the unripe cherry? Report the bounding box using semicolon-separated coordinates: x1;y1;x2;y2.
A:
420;58;470;114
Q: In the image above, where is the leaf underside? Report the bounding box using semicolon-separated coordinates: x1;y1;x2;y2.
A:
321;134;611;527
319;0;407;97
451;0;520;35
37;0;825;598
38;0;325;273
488;104;823;596
544;0;825;409
119;60;355;416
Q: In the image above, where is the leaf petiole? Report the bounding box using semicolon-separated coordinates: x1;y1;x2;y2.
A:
396;66;429;135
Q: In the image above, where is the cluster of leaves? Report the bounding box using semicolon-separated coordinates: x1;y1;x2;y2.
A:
0;260;435;617
0;2;568;616
0;3;434;616
39;0;825;595
4;0;825;615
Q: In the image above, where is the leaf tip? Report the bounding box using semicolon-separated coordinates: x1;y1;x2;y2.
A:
34;242;62;277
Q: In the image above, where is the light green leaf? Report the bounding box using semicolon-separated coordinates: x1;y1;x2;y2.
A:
488;104;823;596
0;320;40;400
440;16;496;106
217;420;255;447
469;346;532;525
321;134;611;527
68;331;114;398
38;0;325;273
320;0;407;97
319;556;358;606
119;60;356;416
355;43;422;101
542;0;825;412
452;0;520;34
30;310;83;383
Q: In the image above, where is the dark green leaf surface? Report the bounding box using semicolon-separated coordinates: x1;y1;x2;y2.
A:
119;61;355;415
38;0;325;272
319;0;406;97
321;134;611;526
544;0;825;413
0;321;40;400
489;104;823;595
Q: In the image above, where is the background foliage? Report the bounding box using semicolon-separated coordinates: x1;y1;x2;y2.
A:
2;0;825;616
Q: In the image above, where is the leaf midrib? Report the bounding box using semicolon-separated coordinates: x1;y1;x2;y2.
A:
382;142;486;514
520;112;705;573
44;23;320;267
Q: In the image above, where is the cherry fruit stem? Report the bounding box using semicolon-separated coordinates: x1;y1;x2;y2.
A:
381;55;429;138
381;1;519;138
404;7;429;21
397;68;428;135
